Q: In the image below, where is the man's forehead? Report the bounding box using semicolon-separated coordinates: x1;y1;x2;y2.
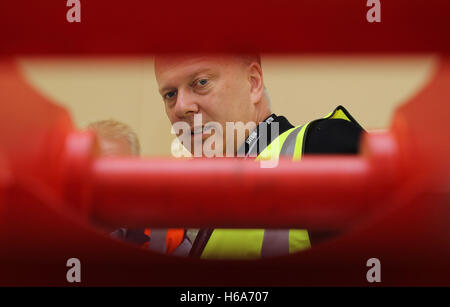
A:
154;55;242;93
155;55;236;76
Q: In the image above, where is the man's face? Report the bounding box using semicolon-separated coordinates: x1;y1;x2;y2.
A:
155;55;258;155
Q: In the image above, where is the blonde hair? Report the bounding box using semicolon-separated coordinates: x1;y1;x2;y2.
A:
88;119;141;156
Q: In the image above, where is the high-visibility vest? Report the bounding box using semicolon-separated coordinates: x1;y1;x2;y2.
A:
200;106;361;259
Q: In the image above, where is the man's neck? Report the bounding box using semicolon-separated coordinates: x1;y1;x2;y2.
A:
255;108;272;124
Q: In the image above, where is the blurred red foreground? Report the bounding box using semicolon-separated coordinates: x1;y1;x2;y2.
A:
0;0;449;286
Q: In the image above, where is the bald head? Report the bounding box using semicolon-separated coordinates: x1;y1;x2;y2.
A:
155;54;261;72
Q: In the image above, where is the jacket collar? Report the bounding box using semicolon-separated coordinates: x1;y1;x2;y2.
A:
237;114;294;157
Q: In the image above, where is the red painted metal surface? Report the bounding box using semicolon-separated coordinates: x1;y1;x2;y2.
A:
1;0;450;54
89;156;374;230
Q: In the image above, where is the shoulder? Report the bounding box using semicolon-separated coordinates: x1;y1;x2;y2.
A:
304;106;365;155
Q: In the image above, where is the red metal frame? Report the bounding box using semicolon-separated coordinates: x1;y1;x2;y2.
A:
1;0;450;54
1;0;449;286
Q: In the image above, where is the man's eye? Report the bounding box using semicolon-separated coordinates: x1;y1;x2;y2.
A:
196;79;208;87
165;91;177;100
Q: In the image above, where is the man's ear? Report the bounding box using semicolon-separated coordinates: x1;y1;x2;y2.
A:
248;62;264;105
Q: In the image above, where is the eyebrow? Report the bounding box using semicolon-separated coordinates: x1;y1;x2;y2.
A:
159;68;216;95
159;85;176;95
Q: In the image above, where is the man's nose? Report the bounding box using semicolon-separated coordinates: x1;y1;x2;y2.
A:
175;89;199;119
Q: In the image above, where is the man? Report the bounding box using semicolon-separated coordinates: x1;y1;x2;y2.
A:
154;54;364;259
88;119;191;255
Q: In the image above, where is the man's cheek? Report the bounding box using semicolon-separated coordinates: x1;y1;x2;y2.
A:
205;91;220;107
167;111;177;124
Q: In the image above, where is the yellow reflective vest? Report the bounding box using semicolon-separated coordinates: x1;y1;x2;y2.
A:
200;106;362;259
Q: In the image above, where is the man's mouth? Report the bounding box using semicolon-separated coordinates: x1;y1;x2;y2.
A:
190;125;216;141
191;126;204;136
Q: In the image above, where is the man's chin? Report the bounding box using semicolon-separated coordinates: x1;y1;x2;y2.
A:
189;134;227;158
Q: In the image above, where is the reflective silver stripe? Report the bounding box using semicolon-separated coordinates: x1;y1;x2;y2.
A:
186;228;200;244
171;238;193;257
279;126;303;157
261;229;290;258
148;229;168;254
261;127;302;258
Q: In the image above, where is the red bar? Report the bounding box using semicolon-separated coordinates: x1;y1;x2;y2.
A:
1;0;450;54
88;156;384;230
